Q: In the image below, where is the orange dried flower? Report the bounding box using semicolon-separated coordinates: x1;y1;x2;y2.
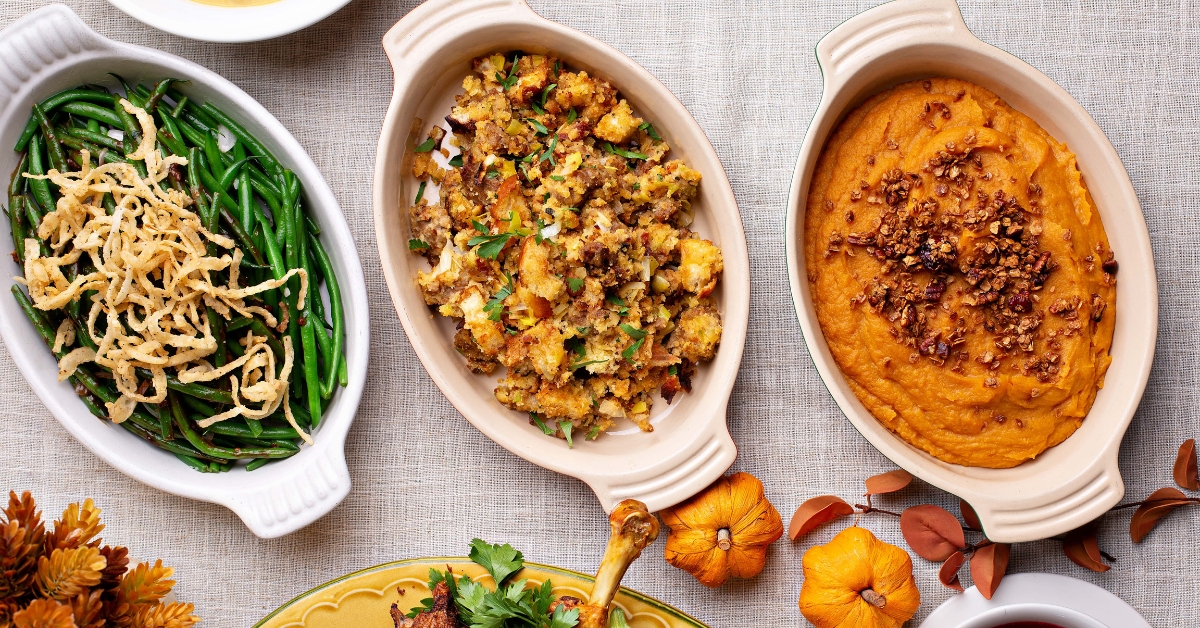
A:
11;598;75;628
37;546;106;600
132;602;200;628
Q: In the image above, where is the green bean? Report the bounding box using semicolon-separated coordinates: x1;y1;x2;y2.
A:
26;136;54;218
220;207;266;265
204;132;224;180
144;79;179;115
169;97;189;119
253;205;286;281
86;119;100;134
245;458;273;471
9;152;27;198
207;306;226;368
206;420;300;440
58;102;123;128
155;117;188;157
9;196;25;261
14;88;114;151
111;94;142;146
32;104;68;174
23;193;44;233
175;116;207;148
309;232;346;394
130;368;233;404
173;452;211;472
199;103;283;179
56;135;126;163
62;126;123;152
228;336;245;358
218;156;258;192
301;314;321;426
102;192;116;215
170;392;296;460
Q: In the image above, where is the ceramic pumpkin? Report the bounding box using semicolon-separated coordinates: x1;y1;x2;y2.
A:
659;472;784;587
799;526;920;628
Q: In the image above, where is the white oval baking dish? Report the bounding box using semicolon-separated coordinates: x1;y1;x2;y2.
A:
374;0;748;513
104;0;350;44
784;0;1157;542
0;5;370;538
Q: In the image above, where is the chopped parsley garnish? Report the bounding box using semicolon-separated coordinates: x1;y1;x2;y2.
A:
484;273;514;321
565;206;580;213
570;359;608;370
414;180;427;204
486;169;500;178
607;295;629;316
448;154;464;167
566;107;577;124
638;122;662;141
526;117;550;135
408;238;430;251
521;151;537;163
586;425;600;441
553;59;560;78
631;182;640;191
414;137;437;153
622;338;645;360
549;174;565;181
575;325;589;335
559;421;574;448
540;83;556;108
602;141;648;160
566;277;584;293
535;218;547;244
497;55;521;90
668;365;678;376
410;538;580;627
619;324;648;340
531;412;553;435
539;136;558;165
468;220;517;259
543;192;551;203
566;337;586;359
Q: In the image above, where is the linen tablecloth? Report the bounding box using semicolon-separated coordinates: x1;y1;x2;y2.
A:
0;1;1195;625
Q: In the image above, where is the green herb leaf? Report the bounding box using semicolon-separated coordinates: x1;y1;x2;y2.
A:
575;326;589;335
468;538;525;586
531;412;554;436
486;169;501;178
586;425;600;441
539;137;558;165
566;277;584;292
566;108;577;124
535;218;546;244
469;231;515;259
408;238;430;251
448;154;464;168
414;180;427;204
668;364;678;376
631;182;640;191
619;323;648;340
607;295;629;316
559;421;574;448
622;337;645;360
414;137;437;153
540;83;557;109
570;358;608;370
602;141;648;160
526;117;550;135
565;337;586;359
484;273;515;321
638;122;662;141
551;605;581;628
549;175;565;181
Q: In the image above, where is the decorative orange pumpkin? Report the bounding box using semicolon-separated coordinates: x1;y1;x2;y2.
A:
799;526;920;628
659;472;784;587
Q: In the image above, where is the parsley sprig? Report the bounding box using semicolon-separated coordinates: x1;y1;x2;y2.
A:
638;122;662;141
620;324;648;360
408;239;430;251
409;539;580;628
602;141;648;160
484;273;515;321
468;218;530;259
414;137;437;153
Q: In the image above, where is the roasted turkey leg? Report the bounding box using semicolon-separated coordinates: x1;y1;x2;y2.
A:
576;499;661;628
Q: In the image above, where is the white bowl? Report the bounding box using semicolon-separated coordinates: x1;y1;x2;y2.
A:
104;0;350;43
784;0;1157;542
372;0;748;513
919;573;1150;628
0;5;369;538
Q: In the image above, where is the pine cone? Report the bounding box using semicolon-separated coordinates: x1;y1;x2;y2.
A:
36;547;106;601
44;501;103;555
0;522;39;600
131;602;198;628
69;590;106;628
11;598;75;628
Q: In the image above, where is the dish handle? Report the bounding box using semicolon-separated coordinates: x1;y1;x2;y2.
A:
381;0;540;76
815;0;974;86
965;453;1124;543
220;445;352;539
584;406;738;514
0;5;112;110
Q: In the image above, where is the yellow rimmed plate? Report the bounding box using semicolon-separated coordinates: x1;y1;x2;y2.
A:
254;558;708;628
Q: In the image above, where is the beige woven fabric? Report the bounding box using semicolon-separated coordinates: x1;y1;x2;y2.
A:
0;0;1195;625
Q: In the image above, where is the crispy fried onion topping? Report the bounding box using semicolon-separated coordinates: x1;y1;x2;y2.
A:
21;99;309;439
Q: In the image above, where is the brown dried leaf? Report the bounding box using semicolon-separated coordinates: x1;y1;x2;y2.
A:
970;542;1010;600
938;550;966;591
1130;487;1193;543
960;500;982;531
1062;522;1110;572
788;496;854;541
1174;439;1199;491
864;470;914;496
899;504;965;561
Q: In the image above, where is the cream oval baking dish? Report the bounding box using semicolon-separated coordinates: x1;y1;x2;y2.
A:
0;5;370;538
373;0;749;513
784;0;1157;542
